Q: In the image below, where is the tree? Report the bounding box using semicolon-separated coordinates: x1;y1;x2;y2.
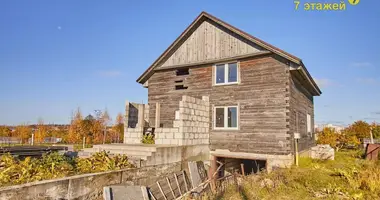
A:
371;123;380;139
0;126;11;137
317;127;339;149
34;118;47;143
14;125;32;143
317;127;360;151
68;108;83;143
345;120;371;140
112;113;124;143
82;115;95;144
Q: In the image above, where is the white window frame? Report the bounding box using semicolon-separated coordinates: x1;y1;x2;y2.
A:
307;113;311;133
213;105;239;130
214;62;239;85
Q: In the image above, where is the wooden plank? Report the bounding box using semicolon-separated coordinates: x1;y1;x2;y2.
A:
182;171;190;192
157;181;167;200
166;177;176;199
174;173;182;196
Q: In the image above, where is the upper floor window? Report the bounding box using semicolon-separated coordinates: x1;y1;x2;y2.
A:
214;62;238;85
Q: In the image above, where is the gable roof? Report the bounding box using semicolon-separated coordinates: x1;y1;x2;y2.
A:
136;11;321;95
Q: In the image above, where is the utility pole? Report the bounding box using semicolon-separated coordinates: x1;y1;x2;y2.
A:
370;126;374;144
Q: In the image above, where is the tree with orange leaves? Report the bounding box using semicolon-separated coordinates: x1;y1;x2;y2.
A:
68;108;83;143
14;124;32;143
112;113;124;143
34;118;47;143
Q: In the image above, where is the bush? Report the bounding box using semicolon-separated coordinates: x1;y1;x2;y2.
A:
0;151;133;187
141;134;155;144
76;151;132;173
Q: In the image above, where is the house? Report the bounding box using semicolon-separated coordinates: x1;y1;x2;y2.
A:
123;12;321;171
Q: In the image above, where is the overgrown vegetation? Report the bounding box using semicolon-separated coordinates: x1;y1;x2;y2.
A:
0;151;133;187
204;151;380;200
316;120;379;151
141;134;155;144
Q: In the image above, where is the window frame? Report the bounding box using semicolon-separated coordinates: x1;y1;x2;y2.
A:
213;105;239;130
307;113;311;133
213;62;239;86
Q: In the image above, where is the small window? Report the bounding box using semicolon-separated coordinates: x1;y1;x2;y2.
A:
214;62;238;85
175;85;188;90
214;106;238;129
176;68;189;76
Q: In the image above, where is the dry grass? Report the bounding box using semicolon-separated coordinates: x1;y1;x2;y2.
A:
201;150;380;200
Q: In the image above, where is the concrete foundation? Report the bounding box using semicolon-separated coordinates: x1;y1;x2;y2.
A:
210;149;293;172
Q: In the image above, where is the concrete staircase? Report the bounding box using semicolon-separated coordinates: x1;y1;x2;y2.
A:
79;144;158;165
79;143;208;167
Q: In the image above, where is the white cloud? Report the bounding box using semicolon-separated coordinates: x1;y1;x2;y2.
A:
350;62;373;68
356;78;379;85
96;70;123;78
315;78;333;88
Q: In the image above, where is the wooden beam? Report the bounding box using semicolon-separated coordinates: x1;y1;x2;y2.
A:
174;173;183;196
182;171;190;192
156;181;167;200
166;177;176;199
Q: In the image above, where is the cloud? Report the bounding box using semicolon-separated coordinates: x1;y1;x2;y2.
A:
96;70;123;78
356;78;379;85
371;111;380;115
315;78;334;88
350;62;373;68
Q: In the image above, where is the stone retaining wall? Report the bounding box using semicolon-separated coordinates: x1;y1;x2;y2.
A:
0;162;180;200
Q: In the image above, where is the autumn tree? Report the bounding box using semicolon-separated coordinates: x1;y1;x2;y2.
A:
112;113;124;143
34;118;47;143
68;108;83;143
82;115;95;144
317;127;339;149
345;120;371;140
0;126;11;137
317;127;360;151
15;125;32;143
371;123;380;139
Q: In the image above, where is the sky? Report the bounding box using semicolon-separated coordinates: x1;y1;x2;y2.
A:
0;0;379;126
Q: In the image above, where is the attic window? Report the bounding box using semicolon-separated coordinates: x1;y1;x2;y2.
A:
176;68;189;76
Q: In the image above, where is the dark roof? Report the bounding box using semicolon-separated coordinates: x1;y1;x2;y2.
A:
136;11;321;95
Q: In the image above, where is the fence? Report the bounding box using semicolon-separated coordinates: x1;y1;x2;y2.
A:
0;137;21;145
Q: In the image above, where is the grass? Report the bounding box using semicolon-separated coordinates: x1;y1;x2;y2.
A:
204;150;380;200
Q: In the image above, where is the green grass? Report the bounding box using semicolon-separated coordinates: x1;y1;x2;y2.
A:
205;150;380;200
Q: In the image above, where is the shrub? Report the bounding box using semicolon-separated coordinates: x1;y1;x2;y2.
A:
141;134;155;144
75;151;132;173
0;151;133;187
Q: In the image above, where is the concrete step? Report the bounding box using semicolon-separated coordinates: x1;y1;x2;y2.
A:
101;149;153;157
92;144;157;152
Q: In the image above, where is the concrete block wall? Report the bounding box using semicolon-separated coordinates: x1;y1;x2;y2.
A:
154;128;180;145
124;95;210;146
124;128;143;144
178;95;210;145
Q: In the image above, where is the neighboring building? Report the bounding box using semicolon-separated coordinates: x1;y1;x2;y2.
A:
123;12;321;170
315;124;345;133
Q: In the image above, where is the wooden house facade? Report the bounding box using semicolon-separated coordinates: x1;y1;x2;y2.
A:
136;12;321;157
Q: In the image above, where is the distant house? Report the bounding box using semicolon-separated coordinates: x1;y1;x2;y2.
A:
125;12;321;170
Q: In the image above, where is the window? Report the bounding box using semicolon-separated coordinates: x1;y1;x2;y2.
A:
307;114;311;133
176;68;189;76
214;62;238;85
214;106;238;129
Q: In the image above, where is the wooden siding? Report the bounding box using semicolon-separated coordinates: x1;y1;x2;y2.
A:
288;74;315;152
159;19;262;69
148;55;291;154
